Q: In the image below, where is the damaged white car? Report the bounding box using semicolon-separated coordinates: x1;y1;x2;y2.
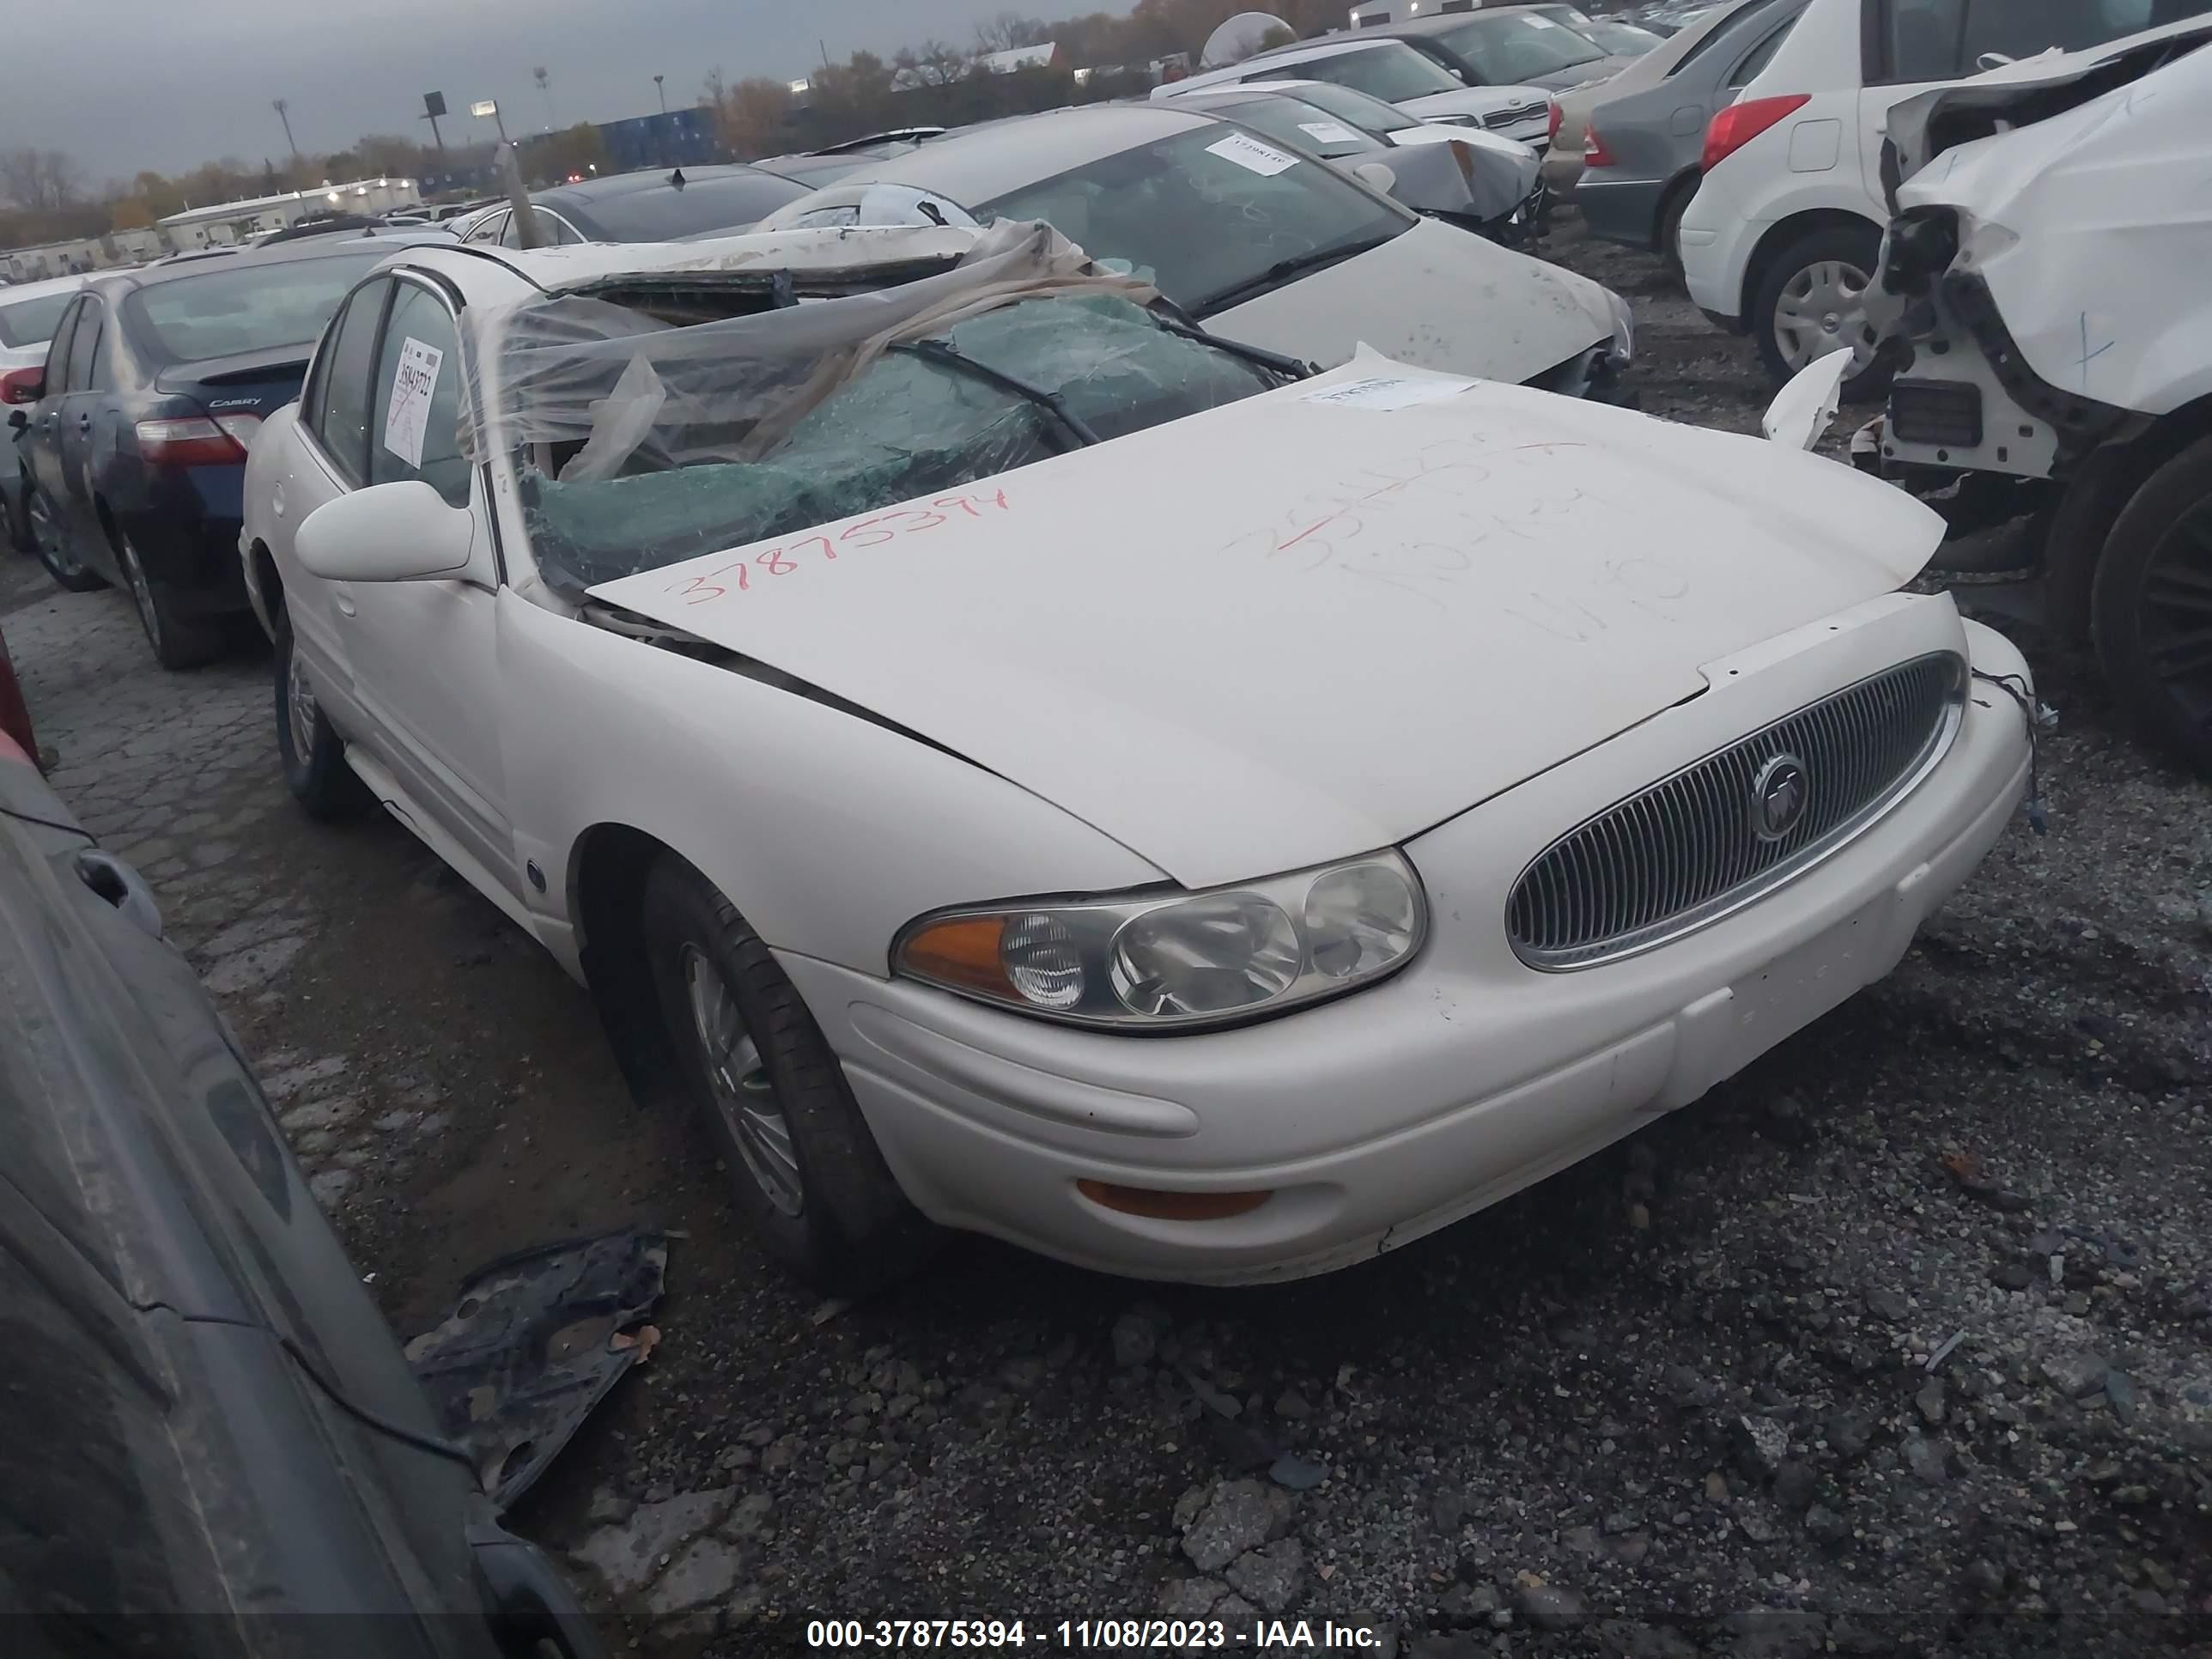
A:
241;222;2034;1291
1864;16;2212;773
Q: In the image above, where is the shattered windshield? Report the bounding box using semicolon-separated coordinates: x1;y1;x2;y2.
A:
483;228;1292;592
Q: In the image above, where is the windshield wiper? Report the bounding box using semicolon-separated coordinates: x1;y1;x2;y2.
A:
1187;232;1401;317
1143;301;1315;382
890;337;1102;447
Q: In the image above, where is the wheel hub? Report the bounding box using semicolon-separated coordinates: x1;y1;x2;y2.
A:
1774;260;1875;373
679;944;803;1216
287;650;319;751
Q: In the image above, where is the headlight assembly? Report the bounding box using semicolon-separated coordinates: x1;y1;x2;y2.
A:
894;851;1427;1031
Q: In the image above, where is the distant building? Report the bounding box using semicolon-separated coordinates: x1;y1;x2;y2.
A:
157;178;426;250
595;107;721;173
3;228;167;282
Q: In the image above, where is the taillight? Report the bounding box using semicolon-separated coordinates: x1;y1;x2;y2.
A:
135;413;259;467
1702;94;1809;173
1547;98;1563;143
1583;122;1615;168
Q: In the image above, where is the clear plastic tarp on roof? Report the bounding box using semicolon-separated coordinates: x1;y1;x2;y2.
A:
453;220;1293;591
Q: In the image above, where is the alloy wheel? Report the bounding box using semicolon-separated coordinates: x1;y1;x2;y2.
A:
286;644;320;755
1772;259;1875;373
2137;497;2212;732
27;489;89;584
679;942;803;1216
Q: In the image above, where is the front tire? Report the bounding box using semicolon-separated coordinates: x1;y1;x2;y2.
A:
2090;433;2212;775
115;528;224;669
1750;223;1889;400
24;483;105;592
639;854;933;1293
273;611;370;817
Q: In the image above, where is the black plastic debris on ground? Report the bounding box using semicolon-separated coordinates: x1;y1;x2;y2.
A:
404;1227;668;1509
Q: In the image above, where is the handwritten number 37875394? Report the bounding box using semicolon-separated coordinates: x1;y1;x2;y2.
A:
668;491;1012;606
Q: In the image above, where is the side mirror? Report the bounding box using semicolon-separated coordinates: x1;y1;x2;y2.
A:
7;410;25;433
0;367;44;405
296;480;477;583
1352;161;1401;196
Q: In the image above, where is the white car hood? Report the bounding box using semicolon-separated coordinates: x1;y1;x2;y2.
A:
591;357;1940;889
1212;217;1615;385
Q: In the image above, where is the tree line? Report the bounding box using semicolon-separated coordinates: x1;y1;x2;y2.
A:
1;0;1346;249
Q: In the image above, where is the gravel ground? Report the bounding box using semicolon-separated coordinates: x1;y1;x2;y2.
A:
3;211;2208;1658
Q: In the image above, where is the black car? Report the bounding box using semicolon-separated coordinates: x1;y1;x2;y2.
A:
0;737;603;1654
456;164;811;247
3;232;447;667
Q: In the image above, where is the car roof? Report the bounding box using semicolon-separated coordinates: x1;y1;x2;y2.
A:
532;163;777;207
382;222;990;300
83;229;454;295
813;104;1221;205
0;273;90;304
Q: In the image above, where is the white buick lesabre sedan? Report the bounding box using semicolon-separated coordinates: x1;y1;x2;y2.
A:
240;222;2034;1291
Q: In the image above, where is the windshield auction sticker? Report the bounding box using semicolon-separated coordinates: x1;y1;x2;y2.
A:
1204;132;1301;176
382;337;444;469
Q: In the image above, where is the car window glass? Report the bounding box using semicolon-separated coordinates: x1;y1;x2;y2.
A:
43;300;83;386
368;284;470;508
1279;45;1465;100
1886;0;1966;80
1962;0;2206;60
68;305;106;392
1289;79;1424;132
124;248;396;366
0;291;76;350
1215;94;1375;156
309;279;389;483
1668;0;1782;75
980;124;1409;315
1727;15;1798;84
1435;14;1607;80
465;210;508;245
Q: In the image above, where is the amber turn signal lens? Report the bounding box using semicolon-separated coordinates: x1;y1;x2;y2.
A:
898;915;1011;997
1076;1181;1272;1221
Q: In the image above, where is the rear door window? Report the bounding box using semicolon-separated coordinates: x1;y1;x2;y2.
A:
368;284;471;508
307;279;391;485
64;300;104;392
1728;15;1799;84
1882;0;1966;81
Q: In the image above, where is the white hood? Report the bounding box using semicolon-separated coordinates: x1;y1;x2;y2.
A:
591;358;1941;888
1213;217;1619;385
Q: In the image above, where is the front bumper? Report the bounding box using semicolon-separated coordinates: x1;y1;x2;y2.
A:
781;605;2033;1284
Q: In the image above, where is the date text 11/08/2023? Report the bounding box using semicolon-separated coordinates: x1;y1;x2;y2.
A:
804;1618;1389;1650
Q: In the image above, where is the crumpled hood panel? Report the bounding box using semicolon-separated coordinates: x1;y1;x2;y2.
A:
592;357;1942;888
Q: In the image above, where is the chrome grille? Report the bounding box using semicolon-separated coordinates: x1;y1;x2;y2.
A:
1484;103;1547;129
1506;653;1966;970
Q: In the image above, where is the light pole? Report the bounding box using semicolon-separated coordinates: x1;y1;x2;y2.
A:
271;98;301;162
471;99;510;142
533;66;556;130
654;74;667;113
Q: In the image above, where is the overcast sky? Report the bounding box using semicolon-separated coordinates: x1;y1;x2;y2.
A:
21;0;1106;185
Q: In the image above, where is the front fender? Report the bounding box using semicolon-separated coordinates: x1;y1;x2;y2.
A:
494;592;1165;982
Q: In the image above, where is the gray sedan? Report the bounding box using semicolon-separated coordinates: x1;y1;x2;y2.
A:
1575;0;1804;264
1172;81;1546;239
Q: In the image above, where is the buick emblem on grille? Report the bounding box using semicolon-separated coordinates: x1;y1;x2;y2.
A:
1751;753;1809;841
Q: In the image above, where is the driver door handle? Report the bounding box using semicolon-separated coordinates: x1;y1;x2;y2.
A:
75;413;91;431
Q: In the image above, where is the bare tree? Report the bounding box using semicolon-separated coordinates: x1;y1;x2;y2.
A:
974;10;1049;53
0;148;83;213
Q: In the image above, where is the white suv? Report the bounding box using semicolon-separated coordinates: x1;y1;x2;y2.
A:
1678;0;2197;397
